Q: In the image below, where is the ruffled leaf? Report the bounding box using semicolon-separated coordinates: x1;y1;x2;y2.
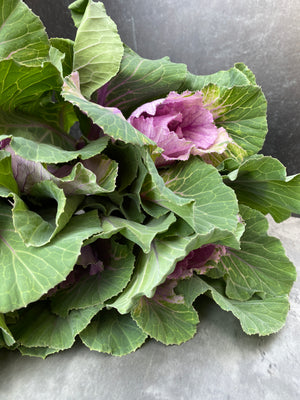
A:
219;205;296;301
177;277;291;335
73;0;124;98
0;205;101;313
142;153;241;247
80;309;147;356
108;232;215;314
0;0;49;66
202;84;268;156
62;72;156;147
98;213;176;253
51;240;135;317
179;63;256;92
131;295;199;345
226;155;300;222
10;302;102;350
1;135;108;164
98;46;187;117
0;314;15;346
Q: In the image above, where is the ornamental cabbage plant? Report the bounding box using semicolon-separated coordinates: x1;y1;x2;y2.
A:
0;0;299;358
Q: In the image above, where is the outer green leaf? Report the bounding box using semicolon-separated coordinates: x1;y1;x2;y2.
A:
0;314;15;346
48;46;65;77
141;150;195;220
131;296;199;345
18;346;59;359
12;181;82;247
179;63;255;92
69;0;89;28
10;302;102;349
161;158;239;236
101;46;187;117
62;72;156;147
99;213;176;253
1;145;116;196
226;155;300;222
202;84;268;156
80;309;147;356
108;233;214;314
50;38;74;77
218;205;296;301
51;240;135;317
143;154;240;246
0;0;49;66
104;141;141;192
0;151;19;193
177;276;291;335
59;157;118;195
0;110;76;150
73;0;124;99
234;63;257;85
3;135;109;163
0;205;101;313
0;60;62;112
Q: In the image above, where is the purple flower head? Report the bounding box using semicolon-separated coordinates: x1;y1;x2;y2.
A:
128;91;231;166
168;244;227;280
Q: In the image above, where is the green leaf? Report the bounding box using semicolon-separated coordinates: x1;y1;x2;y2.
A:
0;151;19;193
51;240;135;317
0;109;76;150
0;314;15;346
69;0;89;28
108;232;213;314
59;156;118;195
202;84;268;156
0;0;49;66
0;60;63;112
62;72;156;147
11;181;82;247
50;38;74;77
101;46;187;117
226;156;300;222
141;150;195;221
177;276;291;335
234;63;257;85
99;213;176;253
218;205;296;301
80;309;147;356
179;63;255;91
104;141;141;192
0;205;101;313
0;145;116;196
73;0;124;99
18;346;59;359
4;135;109;163
131;296;199;345
143;154;240;246
10;302;102;349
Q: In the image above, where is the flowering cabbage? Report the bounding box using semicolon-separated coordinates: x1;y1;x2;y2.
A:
128;91;232;166
0;0;298;359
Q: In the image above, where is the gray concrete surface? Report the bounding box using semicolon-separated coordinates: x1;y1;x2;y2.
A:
0;216;299;400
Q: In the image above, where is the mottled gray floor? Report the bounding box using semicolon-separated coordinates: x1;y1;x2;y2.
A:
0;216;299;400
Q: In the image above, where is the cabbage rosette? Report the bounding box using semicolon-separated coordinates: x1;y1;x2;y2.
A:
0;0;298;358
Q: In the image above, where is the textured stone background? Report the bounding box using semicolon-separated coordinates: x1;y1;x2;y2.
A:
23;0;300;174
